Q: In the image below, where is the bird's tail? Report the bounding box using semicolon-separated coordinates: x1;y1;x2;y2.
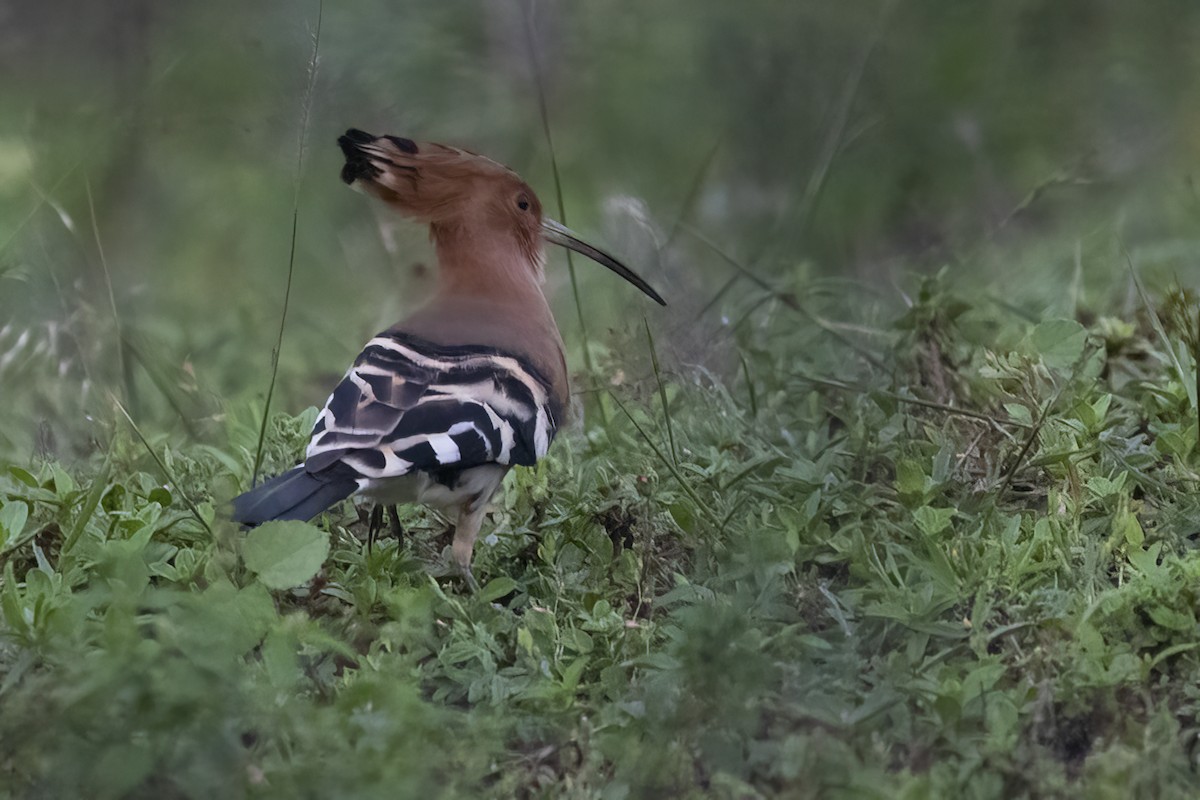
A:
231;465;357;526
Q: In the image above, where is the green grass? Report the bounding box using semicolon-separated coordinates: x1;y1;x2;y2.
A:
4;233;1200;797
5;3;1200;796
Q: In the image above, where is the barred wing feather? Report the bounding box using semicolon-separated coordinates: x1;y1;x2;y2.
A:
305;332;558;481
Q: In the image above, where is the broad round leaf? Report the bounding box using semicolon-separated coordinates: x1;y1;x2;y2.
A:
243;520;330;590
1029;319;1088;370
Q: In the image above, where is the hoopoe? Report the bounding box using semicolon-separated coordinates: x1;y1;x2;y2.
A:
232;129;665;586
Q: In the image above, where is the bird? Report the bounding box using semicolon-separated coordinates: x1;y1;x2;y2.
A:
231;128;666;587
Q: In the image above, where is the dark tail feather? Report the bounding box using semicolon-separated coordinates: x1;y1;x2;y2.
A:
231;465;357;526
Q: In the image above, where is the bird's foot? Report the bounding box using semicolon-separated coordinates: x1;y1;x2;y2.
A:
429;547;480;593
460;565;480;594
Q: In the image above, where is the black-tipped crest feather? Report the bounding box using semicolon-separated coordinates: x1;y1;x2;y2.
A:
338;129;422;187
338;129;381;185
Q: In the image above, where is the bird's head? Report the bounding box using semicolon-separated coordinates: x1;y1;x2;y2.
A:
338;128;665;305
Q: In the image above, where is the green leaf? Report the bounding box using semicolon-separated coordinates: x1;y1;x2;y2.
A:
517;626;535;656
560;656;589;691
783;521;800;557
1086;473;1126;499
1028;319;1087;370
1128;542;1163;577
1149;605;1194;632
242;520;330;589
62;455;110;556
1;562;26;634
669;502;697;534
1115;510;1144;549
479;576;517;602
564;627;594;655
914;506;955;537
168;580;277;669
6;466;38;487
50;465;76;495
0;501;29;550
261;628;301;689
1003;403;1033;426
895;459;926;499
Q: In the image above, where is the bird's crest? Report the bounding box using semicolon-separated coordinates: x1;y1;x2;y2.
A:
338;128;533;226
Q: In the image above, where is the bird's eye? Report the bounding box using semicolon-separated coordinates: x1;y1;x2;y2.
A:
517;196;530;211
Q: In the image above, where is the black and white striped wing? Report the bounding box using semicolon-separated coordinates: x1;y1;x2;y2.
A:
304;331;559;482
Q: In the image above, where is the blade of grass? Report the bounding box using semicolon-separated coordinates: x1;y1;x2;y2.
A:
85;178;133;409
996;352;1087;496
5;177;77;258
663;136;723;254
608;390;719;531
793;369;1033;430
122;335;203;439
684;222;890;372
995;158;1092;234
112;396;212;537
694;274;740;322
721;455;787;493
1148;642;1200;671
1124;242;1198;413
252;1;323;484
757;0;899;264
984;292;1041;323
32;199;95;393
60;451;112;556
521;0;607;429
1068;239;1084;318
739;352;758;418
642;317;677;465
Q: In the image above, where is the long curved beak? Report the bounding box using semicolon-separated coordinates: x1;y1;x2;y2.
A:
541;218;666;306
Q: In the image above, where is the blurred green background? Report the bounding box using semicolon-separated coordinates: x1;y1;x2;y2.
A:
2;0;1199;460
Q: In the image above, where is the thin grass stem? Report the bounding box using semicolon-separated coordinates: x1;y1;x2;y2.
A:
252;1;323;484
521;0;608;429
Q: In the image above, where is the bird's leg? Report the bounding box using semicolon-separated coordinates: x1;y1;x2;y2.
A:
387;505;404;541
451;505;487;593
367;504;384;553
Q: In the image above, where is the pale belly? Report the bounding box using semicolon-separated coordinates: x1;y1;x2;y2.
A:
358;464;509;514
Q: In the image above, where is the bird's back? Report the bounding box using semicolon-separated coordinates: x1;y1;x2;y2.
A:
395;289;570;417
